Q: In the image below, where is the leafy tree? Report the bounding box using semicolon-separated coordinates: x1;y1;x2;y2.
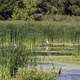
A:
12;0;38;20
0;0;18;20
0;0;80;20
64;0;72;15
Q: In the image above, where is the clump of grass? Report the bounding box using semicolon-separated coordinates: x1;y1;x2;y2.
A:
15;68;56;80
0;66;11;80
0;67;57;80
0;21;80;45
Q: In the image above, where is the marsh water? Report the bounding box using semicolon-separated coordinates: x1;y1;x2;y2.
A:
28;63;64;69
28;63;80;80
59;70;80;80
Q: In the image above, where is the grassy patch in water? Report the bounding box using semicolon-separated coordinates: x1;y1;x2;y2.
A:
35;56;80;64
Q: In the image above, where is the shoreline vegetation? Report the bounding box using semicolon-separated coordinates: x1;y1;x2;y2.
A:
0;17;80;80
0;0;80;80
33;56;80;64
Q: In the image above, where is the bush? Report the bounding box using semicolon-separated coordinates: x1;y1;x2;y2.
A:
0;0;18;20
71;5;80;16
12;0;38;20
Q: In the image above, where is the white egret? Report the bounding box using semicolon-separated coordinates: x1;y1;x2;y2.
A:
14;43;17;48
45;39;49;50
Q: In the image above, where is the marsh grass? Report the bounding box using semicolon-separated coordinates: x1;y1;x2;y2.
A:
15;68;56;80
0;20;80;79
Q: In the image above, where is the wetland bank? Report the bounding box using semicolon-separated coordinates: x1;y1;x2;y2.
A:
0;21;80;80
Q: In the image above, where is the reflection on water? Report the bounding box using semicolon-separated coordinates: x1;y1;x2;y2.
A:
59;70;80;80
28;63;65;69
28;63;80;80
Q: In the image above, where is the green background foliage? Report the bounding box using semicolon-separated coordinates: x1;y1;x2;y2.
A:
0;0;80;20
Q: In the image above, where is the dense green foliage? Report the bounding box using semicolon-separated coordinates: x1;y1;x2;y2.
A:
0;0;17;20
0;0;80;20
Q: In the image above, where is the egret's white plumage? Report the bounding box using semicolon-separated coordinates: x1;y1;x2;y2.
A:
45;39;49;50
46;40;49;44
14;43;17;48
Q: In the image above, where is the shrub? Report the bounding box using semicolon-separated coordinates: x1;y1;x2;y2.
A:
12;0;38;20
71;5;80;16
0;0;18;20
